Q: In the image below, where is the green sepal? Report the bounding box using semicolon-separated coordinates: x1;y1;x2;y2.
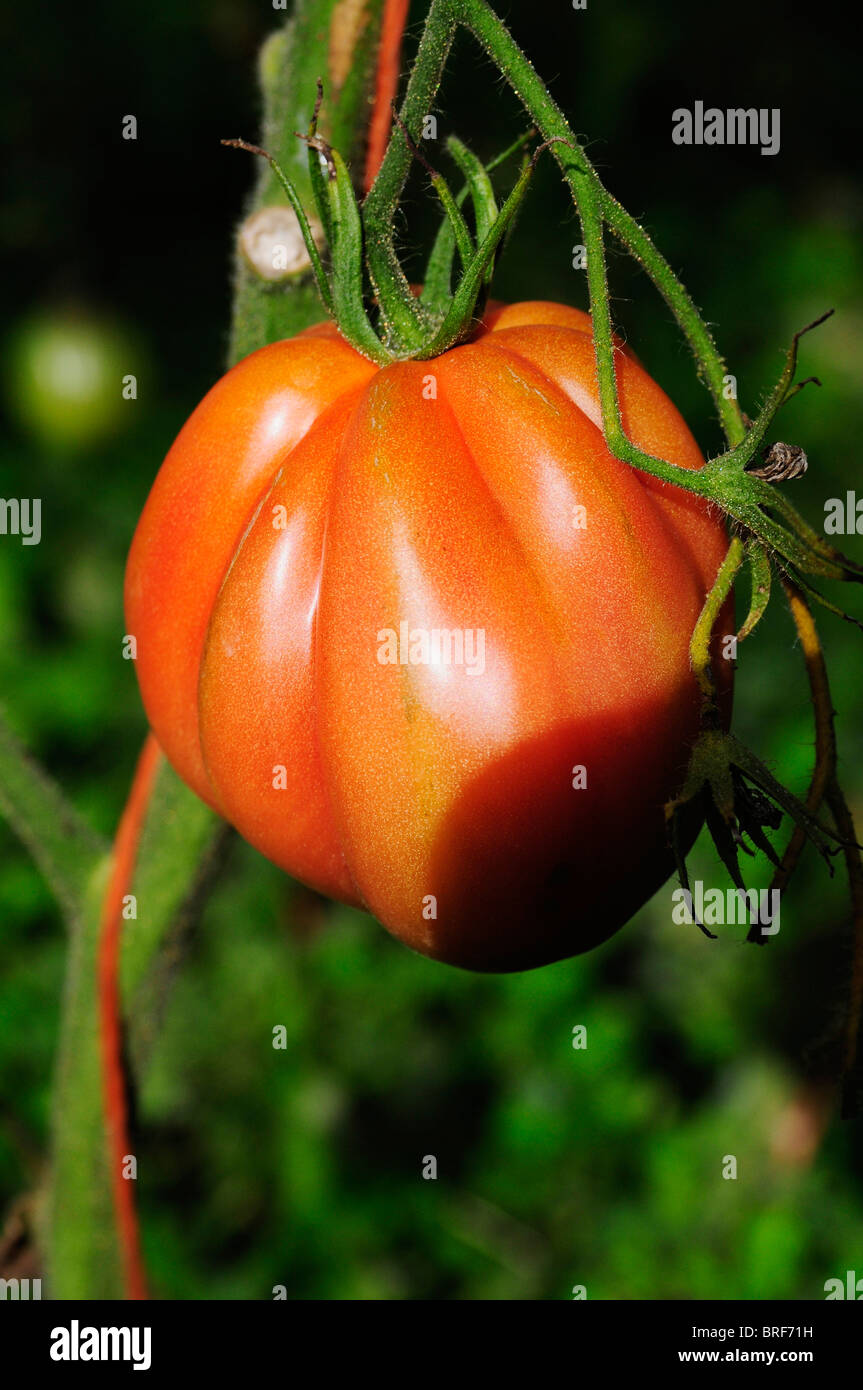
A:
420;127;534;319
319;145;393;363
305;81;334;248
737;543;772;643
665;725;846;948
447;135;498;242
421;212;459;317
428;166;475;280
413;155;535;359
222;139;334;315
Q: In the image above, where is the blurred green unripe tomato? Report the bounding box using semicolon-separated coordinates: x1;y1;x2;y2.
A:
4;309;140;450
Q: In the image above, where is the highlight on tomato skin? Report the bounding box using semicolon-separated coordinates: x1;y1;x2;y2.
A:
125;299;733;973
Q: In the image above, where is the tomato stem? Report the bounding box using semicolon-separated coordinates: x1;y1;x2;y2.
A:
690;537;744;721
356;0;861;599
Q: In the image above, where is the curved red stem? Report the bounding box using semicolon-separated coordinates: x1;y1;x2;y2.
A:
98;732;162;1300
363;0;410;193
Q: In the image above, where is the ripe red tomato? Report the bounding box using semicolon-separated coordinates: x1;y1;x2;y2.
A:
125;301;732;971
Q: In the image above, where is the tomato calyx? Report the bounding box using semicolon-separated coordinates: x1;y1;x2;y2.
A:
612;306;863;664
224;112;863;634
225;90;863;632
224;83;545;365
665;725;843;943
666;537;852;963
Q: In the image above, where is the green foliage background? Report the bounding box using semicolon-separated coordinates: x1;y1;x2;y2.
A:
1;0;862;1298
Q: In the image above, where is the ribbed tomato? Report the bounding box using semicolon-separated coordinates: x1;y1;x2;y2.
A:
125;301;731;971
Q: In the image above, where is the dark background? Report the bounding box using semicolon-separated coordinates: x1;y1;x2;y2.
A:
2;0;863;1298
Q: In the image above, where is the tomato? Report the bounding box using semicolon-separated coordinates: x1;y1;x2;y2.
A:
5;310;138;451
125;300;732;971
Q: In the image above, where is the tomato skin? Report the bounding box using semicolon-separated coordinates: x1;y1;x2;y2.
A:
125;301;732;972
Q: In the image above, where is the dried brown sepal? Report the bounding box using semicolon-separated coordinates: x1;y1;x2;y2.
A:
748;442;809;482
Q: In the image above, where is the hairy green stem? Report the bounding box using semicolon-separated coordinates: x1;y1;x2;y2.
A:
690;538;744;717
364;0;747;468
0;706;106;928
